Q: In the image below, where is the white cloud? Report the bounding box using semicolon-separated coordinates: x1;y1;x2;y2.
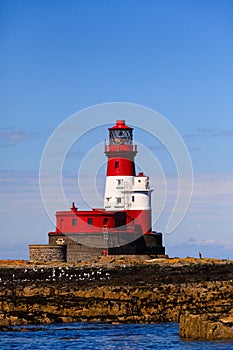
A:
0;128;38;143
186;128;233;139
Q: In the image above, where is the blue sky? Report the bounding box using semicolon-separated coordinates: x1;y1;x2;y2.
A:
0;0;233;260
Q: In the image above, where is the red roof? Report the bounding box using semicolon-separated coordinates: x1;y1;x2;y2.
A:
108;120;132;130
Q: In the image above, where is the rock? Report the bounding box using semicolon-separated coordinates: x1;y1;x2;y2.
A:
0;259;232;330
179;310;233;340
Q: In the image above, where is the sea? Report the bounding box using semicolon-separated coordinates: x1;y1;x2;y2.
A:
0;322;233;350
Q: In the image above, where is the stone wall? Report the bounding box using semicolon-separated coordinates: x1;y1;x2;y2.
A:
48;233;166;262
29;245;67;263
48;235;104;262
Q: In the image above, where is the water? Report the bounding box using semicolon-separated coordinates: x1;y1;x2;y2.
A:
0;323;233;350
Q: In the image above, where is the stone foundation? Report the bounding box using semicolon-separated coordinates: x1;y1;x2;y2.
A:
48;235;105;263
29;245;67;263
47;232;166;263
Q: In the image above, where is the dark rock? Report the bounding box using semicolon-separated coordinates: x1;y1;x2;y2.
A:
0;259;232;338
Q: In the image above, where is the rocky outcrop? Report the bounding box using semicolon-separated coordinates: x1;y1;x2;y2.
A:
180;310;233;340
0;258;232;340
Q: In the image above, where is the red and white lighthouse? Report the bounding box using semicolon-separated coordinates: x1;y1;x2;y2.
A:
104;120;152;234
47;119;165;261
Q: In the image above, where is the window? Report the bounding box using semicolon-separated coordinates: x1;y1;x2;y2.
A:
72;218;77;226
87;218;93;225
116;197;121;204
109;129;133;145
115;161;119;169
132;196;135;202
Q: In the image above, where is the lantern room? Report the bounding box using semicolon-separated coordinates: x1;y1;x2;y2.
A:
105;120;138;156
109;120;133;145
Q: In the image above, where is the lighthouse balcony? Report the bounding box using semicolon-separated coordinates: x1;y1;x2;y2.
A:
104;143;138;154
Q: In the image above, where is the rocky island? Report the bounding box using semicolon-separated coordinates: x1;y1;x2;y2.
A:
0;256;233;341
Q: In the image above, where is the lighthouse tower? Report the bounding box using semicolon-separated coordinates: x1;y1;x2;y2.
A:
104;120;152;234
32;119;166;264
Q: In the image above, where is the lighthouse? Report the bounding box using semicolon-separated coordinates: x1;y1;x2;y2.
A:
104;120;152;234
30;120;166;263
